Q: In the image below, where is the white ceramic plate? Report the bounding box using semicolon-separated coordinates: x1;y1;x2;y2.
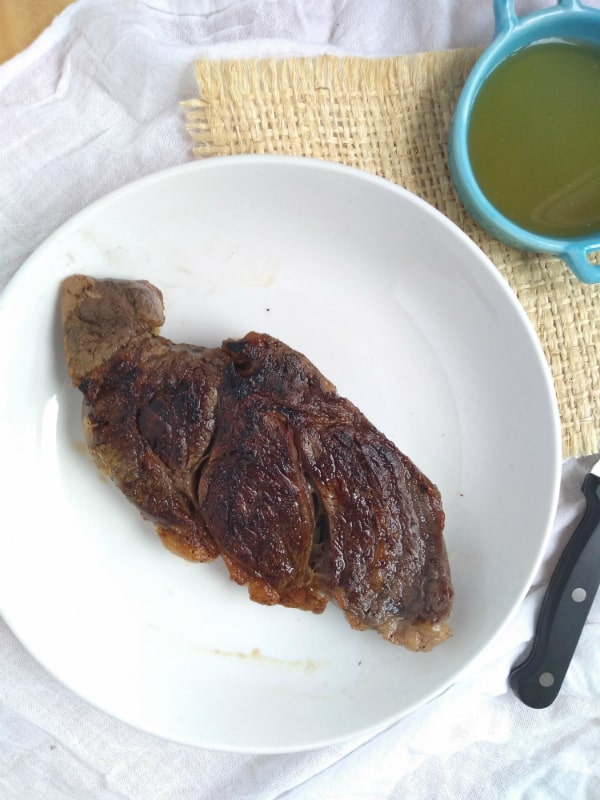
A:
0;156;561;753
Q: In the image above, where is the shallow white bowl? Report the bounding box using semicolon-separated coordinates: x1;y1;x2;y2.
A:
0;156;561;752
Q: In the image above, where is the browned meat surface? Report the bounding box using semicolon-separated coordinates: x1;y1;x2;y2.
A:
61;275;453;651
61;275;225;562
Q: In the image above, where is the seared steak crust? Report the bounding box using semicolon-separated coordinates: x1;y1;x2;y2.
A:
61;275;453;650
62;276;225;562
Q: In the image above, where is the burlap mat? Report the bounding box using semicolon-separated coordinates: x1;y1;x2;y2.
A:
184;50;600;459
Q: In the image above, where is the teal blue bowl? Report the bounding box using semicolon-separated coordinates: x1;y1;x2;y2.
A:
449;0;600;283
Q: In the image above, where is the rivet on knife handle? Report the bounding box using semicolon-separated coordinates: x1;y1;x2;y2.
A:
509;462;600;708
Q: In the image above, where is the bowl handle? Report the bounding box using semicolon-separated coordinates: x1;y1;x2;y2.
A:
494;0;586;35
493;0;518;35
558;0;586;9
563;245;600;284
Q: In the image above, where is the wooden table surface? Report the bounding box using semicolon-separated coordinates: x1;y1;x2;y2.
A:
0;0;74;63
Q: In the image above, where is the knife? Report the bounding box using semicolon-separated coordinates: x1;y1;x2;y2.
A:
510;457;600;708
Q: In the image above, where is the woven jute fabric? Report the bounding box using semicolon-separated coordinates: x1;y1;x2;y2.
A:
184;50;600;459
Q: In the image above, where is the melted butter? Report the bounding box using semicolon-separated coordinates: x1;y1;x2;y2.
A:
468;39;600;238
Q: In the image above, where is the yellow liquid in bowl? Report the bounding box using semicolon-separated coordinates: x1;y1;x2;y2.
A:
468;40;600;239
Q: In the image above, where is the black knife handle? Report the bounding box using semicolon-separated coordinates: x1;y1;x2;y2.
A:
509;472;600;708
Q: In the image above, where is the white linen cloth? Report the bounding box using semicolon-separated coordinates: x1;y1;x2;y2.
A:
1;2;599;798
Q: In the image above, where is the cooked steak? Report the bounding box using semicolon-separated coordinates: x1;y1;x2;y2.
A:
61;275;225;562
61;275;453;651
